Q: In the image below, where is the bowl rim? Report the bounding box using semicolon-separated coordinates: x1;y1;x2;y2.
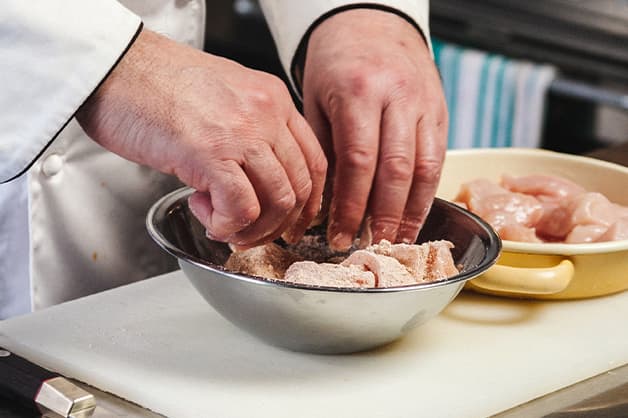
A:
147;187;501;294
443;148;628;255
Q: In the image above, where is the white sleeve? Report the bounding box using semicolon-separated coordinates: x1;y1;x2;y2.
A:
258;0;431;93
0;1;141;183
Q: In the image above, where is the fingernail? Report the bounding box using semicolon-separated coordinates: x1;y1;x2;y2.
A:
281;228;302;244
205;230;219;241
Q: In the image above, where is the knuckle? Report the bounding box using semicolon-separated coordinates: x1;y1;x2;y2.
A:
380;153;414;183
414;157;443;183
249;76;288;111
274;189;297;213
339;145;378;175
371;216;401;234
294;177;313;205
310;152;328;178
399;216;423;230
331;199;365;227
235;204;261;226
346;73;370;97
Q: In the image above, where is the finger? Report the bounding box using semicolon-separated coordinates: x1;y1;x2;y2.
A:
228;142;297;246
367;102;416;243
284;107;330;241
303;98;334;228
264;121;316;244
187;161;260;240
396;115;447;244
326;98;381;251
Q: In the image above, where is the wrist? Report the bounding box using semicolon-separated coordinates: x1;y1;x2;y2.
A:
294;7;430;92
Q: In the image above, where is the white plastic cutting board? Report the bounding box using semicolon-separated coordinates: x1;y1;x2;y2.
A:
1;270;627;418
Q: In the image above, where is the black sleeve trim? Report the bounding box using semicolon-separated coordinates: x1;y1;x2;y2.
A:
1;22;145;184
290;3;429;98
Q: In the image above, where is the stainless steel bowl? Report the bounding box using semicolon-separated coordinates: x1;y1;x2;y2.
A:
147;187;500;354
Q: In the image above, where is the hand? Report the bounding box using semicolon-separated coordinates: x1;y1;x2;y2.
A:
76;29;327;247
301;9;448;250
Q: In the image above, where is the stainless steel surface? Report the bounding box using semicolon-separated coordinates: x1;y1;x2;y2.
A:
36;377;95;416
70;382;162;418
549;79;628;111
40;380;163;417
494;363;628;418
430;0;628;83
146;187;500;354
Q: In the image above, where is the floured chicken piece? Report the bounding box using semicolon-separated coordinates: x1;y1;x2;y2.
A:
456;174;628;243
365;239;459;282
426;240;462;281
225;238;459;288
284;261;376;288
341;250;416;287
224;243;302;279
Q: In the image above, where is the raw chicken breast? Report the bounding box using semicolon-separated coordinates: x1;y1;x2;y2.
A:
455;179;543;232
455;175;628;244
565;224;608;244
497;224;542;243
501;174;586;201
284;261;376;288
570;193;628;227
535;200;574;240
595;218;628;242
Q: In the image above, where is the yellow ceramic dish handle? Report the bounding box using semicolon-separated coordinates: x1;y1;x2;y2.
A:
470;259;575;295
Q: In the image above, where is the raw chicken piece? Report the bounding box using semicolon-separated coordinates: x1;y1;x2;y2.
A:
342;250;416;287
455;179;543;232
284;261;376;288
536;193;628;241
569;193;628;227
496;224;542;243
595;218;628;242
455;175;628;244
224;243;301;280
565;224;608;244
535;200;573;240
501;174;586;201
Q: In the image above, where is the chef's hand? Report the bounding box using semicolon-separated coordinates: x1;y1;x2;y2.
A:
302;9;448;250
76;29;327;246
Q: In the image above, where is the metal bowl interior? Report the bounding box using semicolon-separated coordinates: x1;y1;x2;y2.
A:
147;187;500;353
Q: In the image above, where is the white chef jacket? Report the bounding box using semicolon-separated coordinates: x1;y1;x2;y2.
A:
0;0;430;319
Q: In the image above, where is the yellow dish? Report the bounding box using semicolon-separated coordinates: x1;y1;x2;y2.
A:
437;148;628;300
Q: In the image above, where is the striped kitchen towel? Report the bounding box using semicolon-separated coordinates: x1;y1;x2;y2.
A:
432;38;557;149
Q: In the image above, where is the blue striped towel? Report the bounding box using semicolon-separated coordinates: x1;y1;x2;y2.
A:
432;38;557;149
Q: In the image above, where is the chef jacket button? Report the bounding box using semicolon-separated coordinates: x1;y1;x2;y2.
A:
41;153;63;177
